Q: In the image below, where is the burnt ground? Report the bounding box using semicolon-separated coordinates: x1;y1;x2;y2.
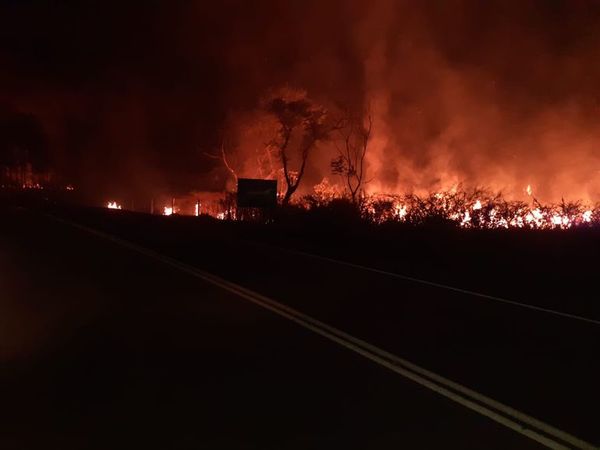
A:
1;196;599;448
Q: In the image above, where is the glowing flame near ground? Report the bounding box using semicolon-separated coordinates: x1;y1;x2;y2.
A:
357;191;598;229
394;203;408;219
115;179;597;230
526;185;533;196
107;201;122;210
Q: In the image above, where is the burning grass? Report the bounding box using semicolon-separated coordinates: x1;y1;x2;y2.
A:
303;187;599;230
107;201;122;210
104;186;599;230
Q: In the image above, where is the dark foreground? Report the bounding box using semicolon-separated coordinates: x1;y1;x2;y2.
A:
1;204;598;449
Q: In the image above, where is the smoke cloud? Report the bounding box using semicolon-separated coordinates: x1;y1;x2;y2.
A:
1;0;599;201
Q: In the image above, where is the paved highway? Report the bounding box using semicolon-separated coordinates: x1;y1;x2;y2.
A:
1;206;597;448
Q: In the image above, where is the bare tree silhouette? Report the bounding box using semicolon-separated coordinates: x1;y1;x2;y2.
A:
266;95;328;205
331;110;372;204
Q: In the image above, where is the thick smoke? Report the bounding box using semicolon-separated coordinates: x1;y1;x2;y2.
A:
1;1;599;202
357;0;600;201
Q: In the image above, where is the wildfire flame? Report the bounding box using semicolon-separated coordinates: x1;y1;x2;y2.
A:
357;189;598;230
107;201;122;210
105;181;597;230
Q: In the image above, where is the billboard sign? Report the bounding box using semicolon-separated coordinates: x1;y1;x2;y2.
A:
237;178;278;208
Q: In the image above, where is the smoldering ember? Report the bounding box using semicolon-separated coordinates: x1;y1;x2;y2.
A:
1;2;599;449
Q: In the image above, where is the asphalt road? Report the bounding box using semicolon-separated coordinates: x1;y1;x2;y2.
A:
0;206;596;449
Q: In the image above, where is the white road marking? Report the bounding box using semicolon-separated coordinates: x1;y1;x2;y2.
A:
245;241;600;327
46;214;597;450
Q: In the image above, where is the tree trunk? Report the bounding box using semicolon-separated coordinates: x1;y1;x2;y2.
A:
282;185;296;205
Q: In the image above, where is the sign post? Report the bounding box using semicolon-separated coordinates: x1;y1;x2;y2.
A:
237;178;278;208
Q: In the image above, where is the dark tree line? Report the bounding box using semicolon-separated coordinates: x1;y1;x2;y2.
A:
266;96;329;205
265;93;373;205
206;91;374;206
0;110;50;186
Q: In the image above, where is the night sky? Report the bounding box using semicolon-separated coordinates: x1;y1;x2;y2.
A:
1;0;599;200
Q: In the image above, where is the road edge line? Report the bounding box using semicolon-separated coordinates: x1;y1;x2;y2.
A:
45;213;597;450
243;241;600;327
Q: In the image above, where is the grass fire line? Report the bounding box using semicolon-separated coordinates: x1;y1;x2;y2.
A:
105;185;598;230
